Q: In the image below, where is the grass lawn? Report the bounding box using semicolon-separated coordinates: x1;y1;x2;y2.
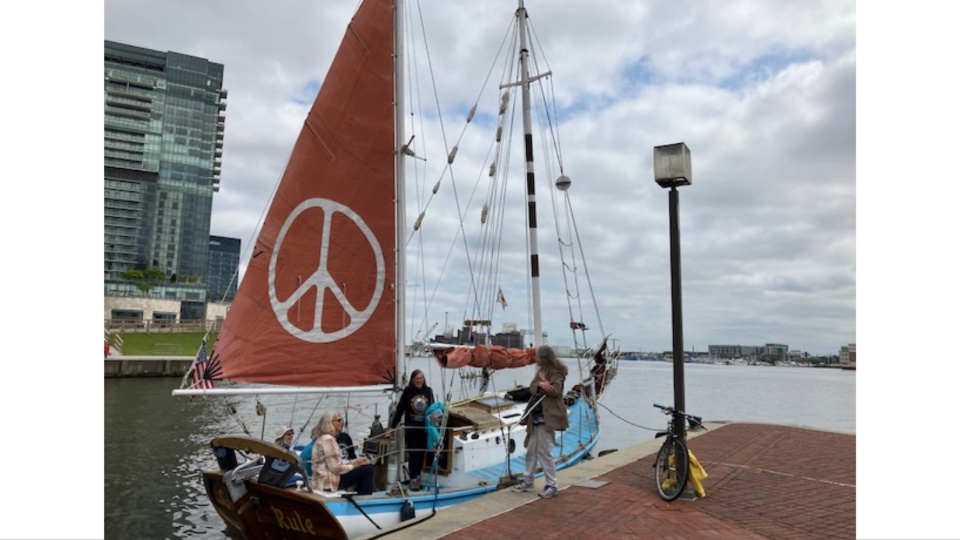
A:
119;332;217;356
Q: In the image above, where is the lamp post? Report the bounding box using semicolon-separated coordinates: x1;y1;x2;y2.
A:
654;142;692;440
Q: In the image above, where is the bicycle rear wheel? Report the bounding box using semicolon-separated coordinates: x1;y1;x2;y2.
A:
654;437;689;501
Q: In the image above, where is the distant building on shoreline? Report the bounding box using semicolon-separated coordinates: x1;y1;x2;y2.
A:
104;40;232;325
206;236;240;301
707;343;789;362
103;232;240;325
839;344;856;367
104;40;227;282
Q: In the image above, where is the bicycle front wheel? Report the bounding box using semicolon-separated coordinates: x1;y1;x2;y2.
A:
654;437;689;501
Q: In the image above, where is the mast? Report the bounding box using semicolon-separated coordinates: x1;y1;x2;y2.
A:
394;0;407;375
517;0;542;347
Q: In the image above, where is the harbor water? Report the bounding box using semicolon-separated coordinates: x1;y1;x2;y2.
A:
104;360;855;539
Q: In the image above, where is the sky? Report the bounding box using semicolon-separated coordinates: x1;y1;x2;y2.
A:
98;0;856;358
15;2;960;536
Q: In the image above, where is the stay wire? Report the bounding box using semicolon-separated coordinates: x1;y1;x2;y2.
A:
595;400;661;432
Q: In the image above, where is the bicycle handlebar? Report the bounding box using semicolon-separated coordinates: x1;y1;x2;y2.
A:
653;403;703;424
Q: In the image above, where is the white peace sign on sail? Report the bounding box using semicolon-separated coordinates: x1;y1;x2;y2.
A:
269;198;385;343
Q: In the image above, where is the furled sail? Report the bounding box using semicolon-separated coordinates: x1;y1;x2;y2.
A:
432;345;537;370
213;0;398;387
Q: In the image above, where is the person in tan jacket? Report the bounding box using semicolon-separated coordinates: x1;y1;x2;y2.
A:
310;410;374;494
512;345;568;499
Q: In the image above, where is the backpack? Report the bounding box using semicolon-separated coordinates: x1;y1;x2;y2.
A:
257;457;297;488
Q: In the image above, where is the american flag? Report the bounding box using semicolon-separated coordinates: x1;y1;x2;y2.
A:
497;288;507;310
189;339;215;390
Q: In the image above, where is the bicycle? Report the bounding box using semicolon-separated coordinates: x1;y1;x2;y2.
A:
652;403;703;501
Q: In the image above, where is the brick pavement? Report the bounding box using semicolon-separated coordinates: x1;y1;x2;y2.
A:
434;424;855;540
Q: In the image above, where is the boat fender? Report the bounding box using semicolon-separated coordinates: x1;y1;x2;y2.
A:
400;499;416;522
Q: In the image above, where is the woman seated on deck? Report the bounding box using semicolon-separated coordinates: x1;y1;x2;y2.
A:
300;418;358;476
310;410;375;495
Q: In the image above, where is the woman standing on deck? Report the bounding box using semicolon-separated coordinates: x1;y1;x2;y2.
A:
512;345;568;499
388;369;435;491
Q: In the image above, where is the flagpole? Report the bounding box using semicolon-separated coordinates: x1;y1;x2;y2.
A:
179;336;208;389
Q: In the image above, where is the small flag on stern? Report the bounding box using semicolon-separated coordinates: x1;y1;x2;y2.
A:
188;339;216;390
497;288;507;310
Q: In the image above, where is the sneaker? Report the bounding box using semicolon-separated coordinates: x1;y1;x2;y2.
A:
511;480;533;492
409;478;421;491
538;485;558;499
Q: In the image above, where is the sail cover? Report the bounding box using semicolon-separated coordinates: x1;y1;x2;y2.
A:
215;0;397;387
432;346;537;370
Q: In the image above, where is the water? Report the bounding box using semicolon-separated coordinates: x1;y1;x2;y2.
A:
598;362;855;451
103;361;854;539
104;379;237;539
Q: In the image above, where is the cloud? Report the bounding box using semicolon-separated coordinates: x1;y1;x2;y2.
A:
104;0;856;355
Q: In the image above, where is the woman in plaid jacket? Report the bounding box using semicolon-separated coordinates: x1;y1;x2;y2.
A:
310;410;375;494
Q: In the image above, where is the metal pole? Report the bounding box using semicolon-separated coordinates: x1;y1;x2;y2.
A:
669;186;686;439
394;0;407;377
516;0;543;347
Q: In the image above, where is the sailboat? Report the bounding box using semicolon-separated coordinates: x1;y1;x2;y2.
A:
173;0;618;538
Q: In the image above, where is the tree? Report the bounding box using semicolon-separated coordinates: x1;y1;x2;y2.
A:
121;266;165;294
144;267;165;281
134;281;153;293
122;269;144;281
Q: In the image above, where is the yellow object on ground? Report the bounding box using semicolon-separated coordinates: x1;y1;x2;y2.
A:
688;449;708;497
660;451;677;491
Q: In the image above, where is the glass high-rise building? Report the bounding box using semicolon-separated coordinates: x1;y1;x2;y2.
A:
104;40;227;283
207;235;240;301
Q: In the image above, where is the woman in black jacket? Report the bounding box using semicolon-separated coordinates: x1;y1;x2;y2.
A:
388;369;435;490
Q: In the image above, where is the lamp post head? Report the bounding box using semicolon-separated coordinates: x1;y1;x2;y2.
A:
654;142;692;188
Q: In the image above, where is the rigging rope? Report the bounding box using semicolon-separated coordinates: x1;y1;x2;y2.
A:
398;2;610;355
226;400;254;437
595;400;662;432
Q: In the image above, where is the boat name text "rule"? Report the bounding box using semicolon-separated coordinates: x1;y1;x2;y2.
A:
271;507;318;535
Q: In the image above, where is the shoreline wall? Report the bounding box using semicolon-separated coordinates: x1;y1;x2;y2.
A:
105;357;193;378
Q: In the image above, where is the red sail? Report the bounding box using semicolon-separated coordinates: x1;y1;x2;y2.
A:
214;0;397;387
432;346;537;370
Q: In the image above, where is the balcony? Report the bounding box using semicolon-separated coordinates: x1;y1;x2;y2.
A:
106;106;150;121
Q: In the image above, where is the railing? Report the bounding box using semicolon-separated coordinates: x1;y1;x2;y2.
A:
104;328;124;355
103;319;223;333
